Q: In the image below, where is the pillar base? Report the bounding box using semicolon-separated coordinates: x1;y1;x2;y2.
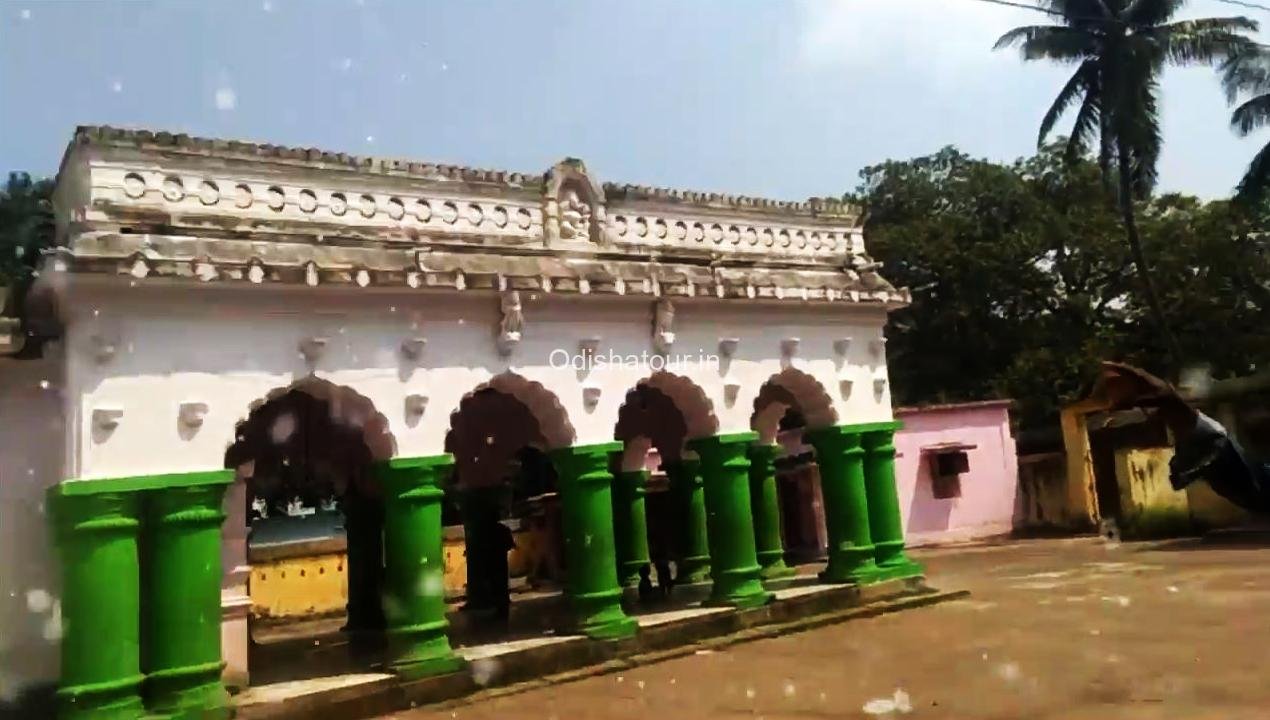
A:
819;545;881;585
757;558;796;581
390;653;467;680
676;555;711;584
572;587;639;640
145;661;230;719
56;676;146;720
706;566;773;610
872;555;925;583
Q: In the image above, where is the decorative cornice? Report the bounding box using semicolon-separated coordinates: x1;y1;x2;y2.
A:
52;126;906;306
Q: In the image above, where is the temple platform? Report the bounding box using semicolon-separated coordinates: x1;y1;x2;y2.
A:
235;574;965;720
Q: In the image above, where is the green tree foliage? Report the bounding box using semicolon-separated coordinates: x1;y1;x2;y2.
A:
858;145;1269;428
995;0;1259;372
1223;47;1270;203
0;172;55;292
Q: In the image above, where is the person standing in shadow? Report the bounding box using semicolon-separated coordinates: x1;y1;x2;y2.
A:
489;517;516;625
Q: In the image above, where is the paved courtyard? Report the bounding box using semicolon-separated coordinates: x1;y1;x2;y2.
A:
390;535;1270;720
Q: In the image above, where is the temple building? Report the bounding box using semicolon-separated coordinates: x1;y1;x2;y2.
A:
0;126;921;718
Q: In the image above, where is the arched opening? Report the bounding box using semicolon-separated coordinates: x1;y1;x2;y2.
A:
443;373;574;639
224;377;396;683
614;372;719;600
751;369;838;565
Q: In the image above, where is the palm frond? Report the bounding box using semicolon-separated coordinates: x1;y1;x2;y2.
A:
1222;48;1270;103
1151;18;1261;67
1231;92;1270;136
994;25;1098;62
1234;139;1270;204
1123;0;1184;27
1065;93;1102;162
1040;61;1098;146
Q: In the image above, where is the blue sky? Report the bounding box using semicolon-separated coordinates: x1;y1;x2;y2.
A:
2;0;1267;200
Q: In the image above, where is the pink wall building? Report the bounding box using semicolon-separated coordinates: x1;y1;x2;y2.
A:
894;400;1018;547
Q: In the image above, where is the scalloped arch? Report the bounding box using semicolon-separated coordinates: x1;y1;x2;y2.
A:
632;371;719;441
750;368;838;443
225;375;397;465
445;372;576;451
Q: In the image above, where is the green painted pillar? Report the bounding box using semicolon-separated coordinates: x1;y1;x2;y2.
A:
548;442;637;640
805;426;880;584
610;464;651;588
746;443;794;580
860;423;923;580
686;433;772;609
143;479;232;718
663;458;710;584
50;488;145;720
377;456;464;679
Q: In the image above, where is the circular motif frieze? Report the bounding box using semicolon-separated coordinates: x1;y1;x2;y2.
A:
387;197;406;220
267;186;286;211
708;224;724;244
778;230;791;248
515;208;532;229
298;189;318;213
794;230;807;249
162;176;184;202
491;206;509;228
123;173;146;199
653;219;668;239
413;199;431;222
358;194;377;218
690;223;705;242
761;229;775;247
465;203;484;225
744;227;758;245
234;184;253;209
809;232;822;250
614;216;628;236
726;225;740;244
440;202;459;224
673;222;688;240
330;193;348;216
634;218;648;237
198;181;220;206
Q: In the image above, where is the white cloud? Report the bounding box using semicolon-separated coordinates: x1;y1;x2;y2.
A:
110;80;123;93
19;8;31;20
215;87;237;111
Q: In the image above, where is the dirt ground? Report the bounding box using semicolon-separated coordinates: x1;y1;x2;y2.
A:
390;535;1270;720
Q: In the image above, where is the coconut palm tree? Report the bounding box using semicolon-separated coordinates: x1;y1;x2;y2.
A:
1223;47;1270;203
995;0;1258;371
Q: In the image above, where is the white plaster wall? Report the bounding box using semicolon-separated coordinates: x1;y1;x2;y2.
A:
0;353;66;699
64;281;894;479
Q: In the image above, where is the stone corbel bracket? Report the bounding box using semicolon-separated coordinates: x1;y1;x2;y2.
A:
404;393;428;418
870;337;888;361
92;407;124;432
298;336;328;365
178;401;209;429
401;337;427;361
718;337;740;359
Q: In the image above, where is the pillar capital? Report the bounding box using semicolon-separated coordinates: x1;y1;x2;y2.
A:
375;454;454;499
550;441;625;484
687;431;759;456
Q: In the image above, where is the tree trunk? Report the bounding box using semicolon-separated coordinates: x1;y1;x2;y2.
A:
1115;143;1182;374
